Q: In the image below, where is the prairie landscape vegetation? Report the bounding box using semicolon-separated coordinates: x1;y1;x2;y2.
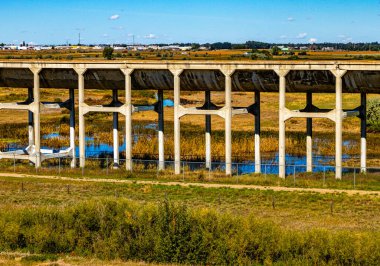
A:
0;175;379;265
0;52;380;265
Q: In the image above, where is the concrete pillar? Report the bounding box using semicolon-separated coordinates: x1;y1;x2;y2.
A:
113;89;119;168
254;91;261;174
69;88;76;168
28;88;34;147
225;74;232;176
361;92;367;173
31;69;41;168
335;71;344;180
124;69;133;171
173;71;181;175
158;90;165;170
278;71;288;178
306;92;313;172
205;91;211;169
76;69;86;168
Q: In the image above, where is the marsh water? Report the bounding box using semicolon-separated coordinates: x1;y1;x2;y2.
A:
15;128;351;175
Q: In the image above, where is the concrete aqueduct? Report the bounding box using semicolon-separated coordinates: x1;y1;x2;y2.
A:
0;60;380;179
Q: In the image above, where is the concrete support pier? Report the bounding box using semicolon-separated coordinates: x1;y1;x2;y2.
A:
333;70;346;180
31;68;41;168
278;70;288;178
124;69;133;171
254;92;261;174
225;73;232;176
158;90;165;171
28;88;34;147
173;70;181;175
361;92;367;173
306;92;313;172
205;91;211;169
69;88;76;168
76;69;86;168
113;89;120;168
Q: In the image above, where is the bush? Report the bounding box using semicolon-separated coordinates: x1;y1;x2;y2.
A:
367;99;380;131
0;199;379;265
103;47;114;60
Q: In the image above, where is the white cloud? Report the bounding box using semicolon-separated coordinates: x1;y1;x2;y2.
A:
112;26;124;30
102;33;109;38
280;35;288;39
308;38;318;43
287;17;295;22
144;33;158;39
338;34;352;43
296;33;308;39
109;14;120;20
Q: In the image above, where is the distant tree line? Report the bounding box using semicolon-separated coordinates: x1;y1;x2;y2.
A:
3;40;380;51
151;41;380;51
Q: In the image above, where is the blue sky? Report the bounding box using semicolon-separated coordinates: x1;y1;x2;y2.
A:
1;0;380;45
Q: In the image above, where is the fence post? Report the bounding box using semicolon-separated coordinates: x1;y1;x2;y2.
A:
106;157;109;175
323;166;326;187
208;162;211;180
353;167;356;189
58;157;61;175
13;154;16;173
264;164;267;180
182;161;185;181
156;160;159;179
293;165;296;186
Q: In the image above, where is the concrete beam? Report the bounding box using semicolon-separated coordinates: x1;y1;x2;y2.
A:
177;105;227;119
81;104;127;115
284;108;337;122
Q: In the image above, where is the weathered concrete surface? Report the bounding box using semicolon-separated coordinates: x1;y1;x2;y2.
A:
0;61;380;93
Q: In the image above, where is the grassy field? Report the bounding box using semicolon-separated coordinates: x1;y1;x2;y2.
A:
0;174;379;264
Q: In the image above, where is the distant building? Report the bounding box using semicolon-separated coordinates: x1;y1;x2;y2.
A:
322;47;335;51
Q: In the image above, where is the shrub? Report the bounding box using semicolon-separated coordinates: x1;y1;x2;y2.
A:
367;99;380;131
103;47;114;60
0;199;379;265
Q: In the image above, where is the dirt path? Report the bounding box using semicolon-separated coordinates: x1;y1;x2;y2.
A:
0;172;379;196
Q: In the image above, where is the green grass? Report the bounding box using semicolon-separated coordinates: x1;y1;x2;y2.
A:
1;158;380;191
0;198;379;265
0;175;379;232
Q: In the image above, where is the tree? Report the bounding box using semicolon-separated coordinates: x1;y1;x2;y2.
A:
271;46;281;56
103;46;114;60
